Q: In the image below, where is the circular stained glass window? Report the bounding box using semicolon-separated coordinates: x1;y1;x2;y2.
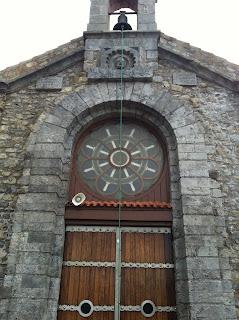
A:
77;121;164;199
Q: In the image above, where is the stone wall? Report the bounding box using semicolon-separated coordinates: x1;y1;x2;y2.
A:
158;57;239;317
0;63;85;316
0;48;238;319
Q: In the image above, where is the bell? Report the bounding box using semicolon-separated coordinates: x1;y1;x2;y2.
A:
113;12;132;31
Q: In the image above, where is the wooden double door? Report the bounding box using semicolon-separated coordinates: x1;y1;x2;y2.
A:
58;226;176;320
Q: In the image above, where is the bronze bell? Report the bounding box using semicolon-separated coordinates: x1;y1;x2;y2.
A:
113;12;132;30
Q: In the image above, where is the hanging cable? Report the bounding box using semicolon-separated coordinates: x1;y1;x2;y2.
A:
114;27;125;320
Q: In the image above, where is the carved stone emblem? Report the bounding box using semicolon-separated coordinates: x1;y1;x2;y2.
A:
106;49;136;70
88;46;153;81
102;47;139;70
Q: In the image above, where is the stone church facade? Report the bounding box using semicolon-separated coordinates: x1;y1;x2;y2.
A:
0;1;239;319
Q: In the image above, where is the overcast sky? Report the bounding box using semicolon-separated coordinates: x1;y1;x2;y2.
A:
0;0;238;72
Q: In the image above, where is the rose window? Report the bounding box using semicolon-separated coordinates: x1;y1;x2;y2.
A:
77;121;164;198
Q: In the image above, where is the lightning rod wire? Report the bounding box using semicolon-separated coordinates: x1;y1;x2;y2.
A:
114;26;125;320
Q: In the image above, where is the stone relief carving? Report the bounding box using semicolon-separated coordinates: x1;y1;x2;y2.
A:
87;46;153;81
106;49;136;70
102;47;139;69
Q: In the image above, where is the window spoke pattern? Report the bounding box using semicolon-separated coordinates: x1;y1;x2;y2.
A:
77;122;164;198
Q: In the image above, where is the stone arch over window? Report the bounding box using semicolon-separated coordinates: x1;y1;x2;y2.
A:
3;83;232;320
69;113;170;202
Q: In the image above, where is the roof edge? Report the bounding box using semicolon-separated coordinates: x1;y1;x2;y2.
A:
0;33;239;93
159;46;239;92
0;48;85;93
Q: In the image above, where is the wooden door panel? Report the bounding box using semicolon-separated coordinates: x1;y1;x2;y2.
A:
58;227;176;320
58;311;114;320
58;230;116;320
121;269;168;305
121;231;176;319
64;231;116;261
59;267;115;305
121;233;167;263
120;313;176;320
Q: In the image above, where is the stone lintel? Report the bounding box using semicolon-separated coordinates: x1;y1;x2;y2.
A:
84;30;161;42
87;67;153;81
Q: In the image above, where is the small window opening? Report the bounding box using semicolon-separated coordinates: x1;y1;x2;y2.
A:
110;8;137;30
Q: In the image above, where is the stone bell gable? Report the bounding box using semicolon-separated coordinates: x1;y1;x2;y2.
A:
0;16;239;320
0;33;239;92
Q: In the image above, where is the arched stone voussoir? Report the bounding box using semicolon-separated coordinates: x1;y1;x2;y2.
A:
77;84;105;108
44;105;77;130
97;82;110;102
58;92;88;116
35;122;68;144
126;84;184;120
167;107;197;131
107;82;118;101
49;83;193;139
134;83;166;109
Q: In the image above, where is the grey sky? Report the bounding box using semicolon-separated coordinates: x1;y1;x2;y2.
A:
0;0;238;71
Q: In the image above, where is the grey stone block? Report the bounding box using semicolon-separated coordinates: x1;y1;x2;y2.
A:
51;234;64;256
174;259;188;281
46;106;76;129
173;71;197;86
19;252;51;266
175;280;191;304
28;231;53;244
187;257;221;285
48;278;61;300
224;305;237;319
88;66;153;81
31;158;62;175
16;263;49;275
22;211;56;232
60;93;87;116
32;143;64;159
36;123;67;143
0;287;11;299
183;215;215;226
188;279;223;301
36;76;63;91
146;50;158;59
21;275;49;289
29;175;64;195
16;193;58;212
48;256;63;278
8;298;47;320
175;303;191;320
190;303;225;320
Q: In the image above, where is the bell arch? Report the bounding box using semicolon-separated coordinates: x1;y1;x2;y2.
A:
109;0;137;13
87;0;157;31
4;82;228;320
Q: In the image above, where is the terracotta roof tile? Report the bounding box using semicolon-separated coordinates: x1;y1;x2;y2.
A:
67;200;171;209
